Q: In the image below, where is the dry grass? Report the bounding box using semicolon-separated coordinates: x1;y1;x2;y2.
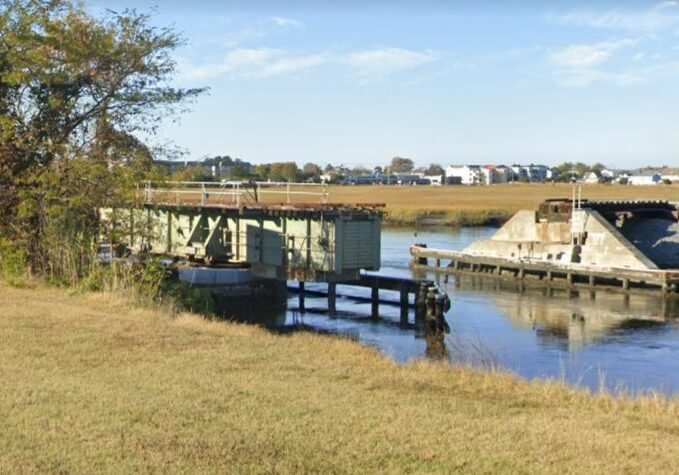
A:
327;183;679;225
2;284;679;473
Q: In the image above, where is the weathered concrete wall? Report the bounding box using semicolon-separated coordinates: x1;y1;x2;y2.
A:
464;239;572;262
579;211;657;270
463;209;659;270
490;211;538;242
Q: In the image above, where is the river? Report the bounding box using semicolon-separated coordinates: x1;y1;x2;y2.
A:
255;227;679;396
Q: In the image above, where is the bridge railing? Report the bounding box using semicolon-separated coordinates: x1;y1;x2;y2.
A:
139;181;330;207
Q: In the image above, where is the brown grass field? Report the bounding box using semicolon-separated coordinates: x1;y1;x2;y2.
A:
3;283;679;473
327;183;679;225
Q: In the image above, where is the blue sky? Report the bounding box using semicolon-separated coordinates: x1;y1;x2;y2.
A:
91;1;679;169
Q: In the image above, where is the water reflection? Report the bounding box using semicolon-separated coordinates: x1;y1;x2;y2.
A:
448;275;674;352
209;226;679;395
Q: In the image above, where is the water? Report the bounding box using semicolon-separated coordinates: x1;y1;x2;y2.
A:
262;227;679;395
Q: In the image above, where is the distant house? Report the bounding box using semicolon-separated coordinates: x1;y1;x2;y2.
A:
343;174;378;185
627;173;662;185
509;164;552;182
582;171;601;184
392;173;424;185
446;165;483;185
599;169;618;182
425;174;445;186
658;167;679;183
481;165;512;184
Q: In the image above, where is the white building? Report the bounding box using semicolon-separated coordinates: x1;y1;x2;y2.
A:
477;165;512;184
425;174;445;186
627;173;662;185
446;165;483;185
510;164;552;182
582;171;601;184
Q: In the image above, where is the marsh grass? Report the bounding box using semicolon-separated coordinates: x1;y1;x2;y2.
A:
328;183;679;226
2;284;679;473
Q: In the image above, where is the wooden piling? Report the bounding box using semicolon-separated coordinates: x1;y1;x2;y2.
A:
298;281;306;312
328;282;336;314
399;286;409;327
371;285;379;319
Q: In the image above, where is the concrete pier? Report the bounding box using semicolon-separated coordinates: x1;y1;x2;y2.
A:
410;245;679;296
409;199;679;297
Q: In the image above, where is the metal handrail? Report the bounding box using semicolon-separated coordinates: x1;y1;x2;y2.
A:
140;181;330;206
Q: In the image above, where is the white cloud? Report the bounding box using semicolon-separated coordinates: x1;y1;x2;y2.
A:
552;1;679;32
179;48;278;81
547;37;651;86
550;38;638;67
260;54;328;77
272;17;302;28
344;48;439;80
555;69;644;87
179;47;440;83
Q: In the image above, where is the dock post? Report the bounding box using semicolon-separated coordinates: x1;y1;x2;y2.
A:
328;282;336;315
622;278;630;290
589;275;596;286
371;285;379;319
518;267;525;279
298;281;306;313
414;243;428;266
567;272;573;285
415;283;427;327
435;258;441;269
399;286;409;327
546;270;553;281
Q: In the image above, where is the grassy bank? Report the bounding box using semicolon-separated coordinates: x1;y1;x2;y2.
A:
327;183;679;226
2;284;679;472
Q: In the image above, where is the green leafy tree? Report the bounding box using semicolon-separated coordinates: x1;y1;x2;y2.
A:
302;162;322;181
389;157;414;173
0;0;205;277
426;163;444;176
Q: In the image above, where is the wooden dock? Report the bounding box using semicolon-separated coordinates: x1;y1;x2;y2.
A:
292;273;450;330
410;245;679;296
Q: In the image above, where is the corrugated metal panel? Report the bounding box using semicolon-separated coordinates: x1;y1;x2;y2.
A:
246;225;284;266
339;220;380;270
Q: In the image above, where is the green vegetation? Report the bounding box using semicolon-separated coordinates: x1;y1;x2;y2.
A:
0;0;203;281
2;284;679;473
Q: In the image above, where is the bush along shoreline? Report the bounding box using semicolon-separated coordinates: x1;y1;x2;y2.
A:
383;209;514;227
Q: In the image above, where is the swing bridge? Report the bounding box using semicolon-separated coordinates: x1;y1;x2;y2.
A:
101;181;383;282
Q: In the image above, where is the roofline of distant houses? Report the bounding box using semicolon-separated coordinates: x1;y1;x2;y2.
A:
152;158;679;186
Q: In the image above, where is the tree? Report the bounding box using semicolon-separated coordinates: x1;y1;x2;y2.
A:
555;162;589;178
426;164;444;176
268;162;300;182
389;157;414;173
351;166;371;176
251;164;271;180
590;162;607;174
0;0;205;276
302;162;322;181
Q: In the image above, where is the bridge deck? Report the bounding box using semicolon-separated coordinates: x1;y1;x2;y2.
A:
102;181;384;282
